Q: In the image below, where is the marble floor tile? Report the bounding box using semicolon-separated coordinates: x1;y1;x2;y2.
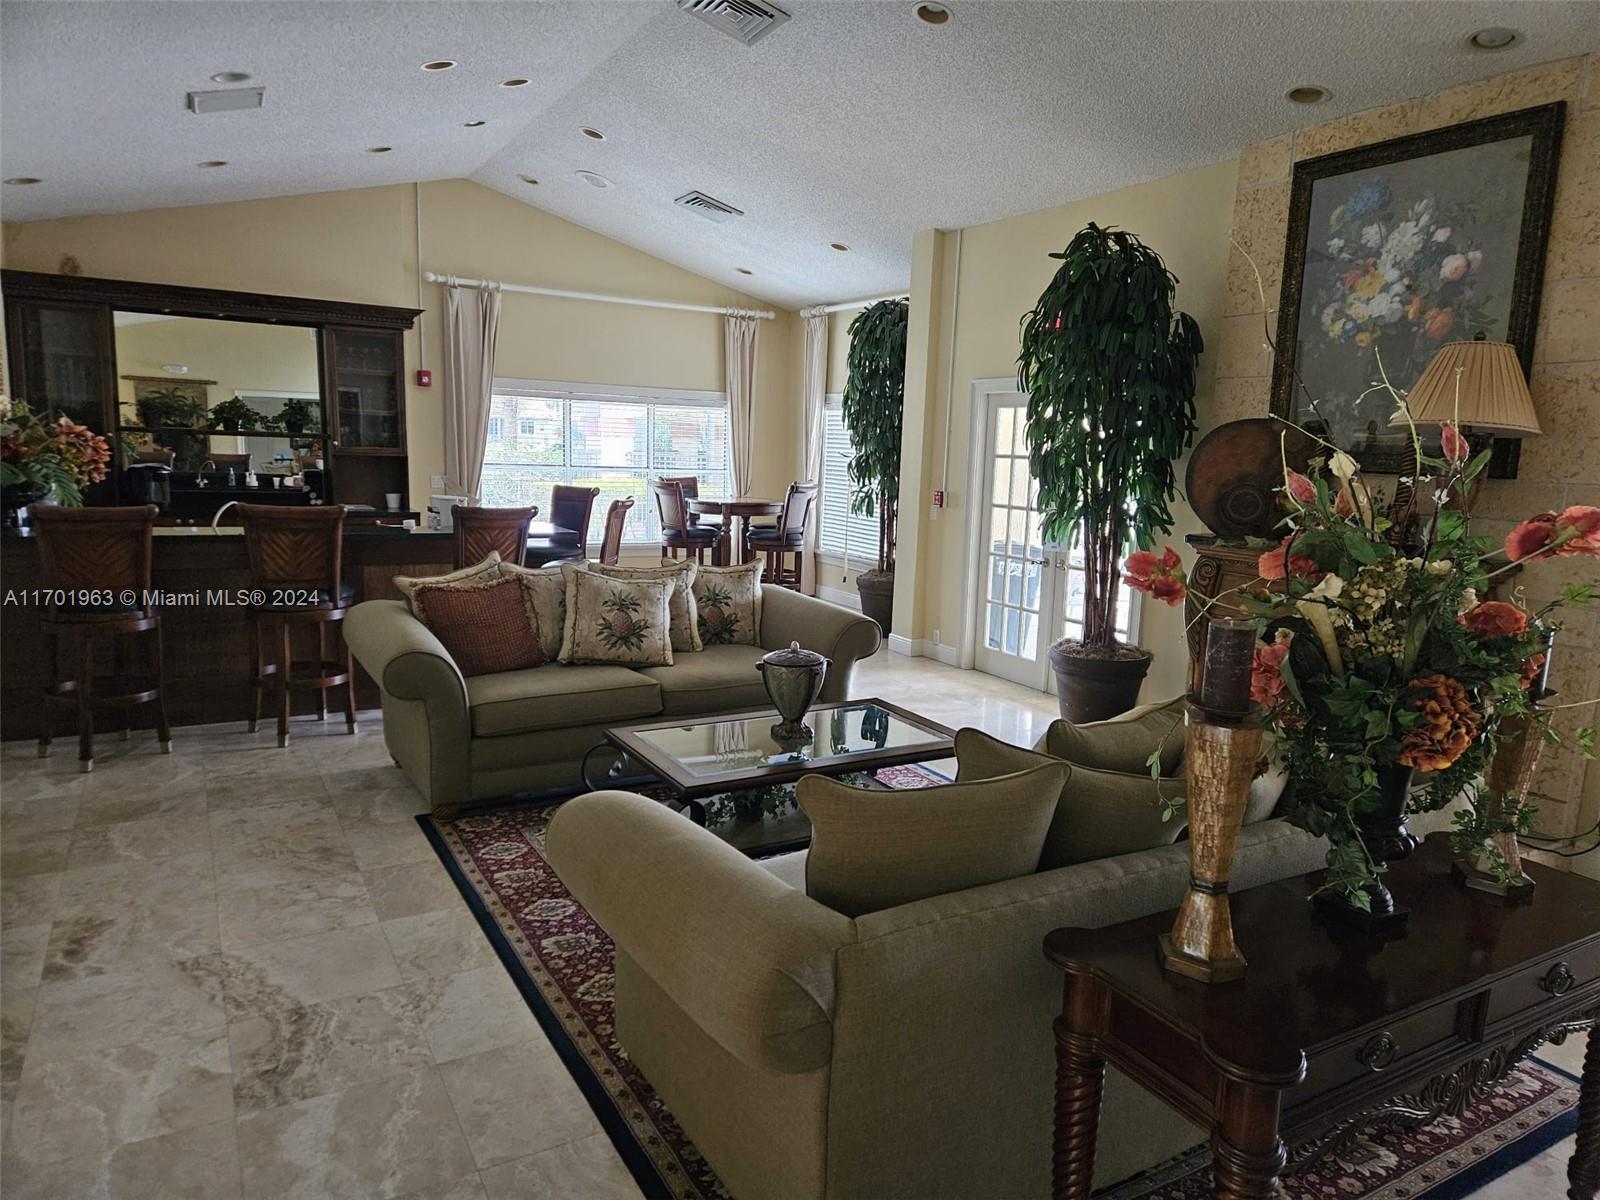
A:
1;793;80;836
72;788;206;829
0;828;73;878
1;986;37;1104
29;957;227;1055
211;803;362;885
198;923;401;1021
2;1116;242;1200
235;1066;476;1200
364;858;462;922
477;1133;640;1200
331;785;431;825
47;851;219;981
438;1037;602;1168
65;812;211;870
404;965;543;1064
217;870;377;952
382;907;499;982
342;814;437;871
319;763;415;796
228;986;433;1114
6;1028;232;1166
0;922;50;994
208;797;340;848
0;871;60;930
395;1173;489;1200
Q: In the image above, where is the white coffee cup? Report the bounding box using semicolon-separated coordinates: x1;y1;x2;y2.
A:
385;492;402;510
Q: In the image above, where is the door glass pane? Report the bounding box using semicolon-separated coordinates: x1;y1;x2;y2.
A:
1003;608;1021;655
1022;560;1043;614
1005;557;1023;606
992;456;1011;508
1009;458;1031;507
989;508;1009;559
995;406;1014;455
1020;611;1038;658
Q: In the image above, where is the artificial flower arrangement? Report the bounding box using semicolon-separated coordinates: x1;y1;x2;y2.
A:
1125;411;1597;912
0;395;111;505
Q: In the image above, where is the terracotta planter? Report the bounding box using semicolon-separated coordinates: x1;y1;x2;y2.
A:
855;569;894;639
1049;642;1151;723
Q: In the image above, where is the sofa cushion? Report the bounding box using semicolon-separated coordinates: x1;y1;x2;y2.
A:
394;552;501;612
638;644;770;716
496;561;566;661
1037;696;1186;776
466;663;661;736
560;565;675;667
587;559;703;653
692;561;763;647
796;760;1067;917
410;574;547;678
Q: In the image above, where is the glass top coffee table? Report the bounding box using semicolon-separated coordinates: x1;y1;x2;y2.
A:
581;698;956;856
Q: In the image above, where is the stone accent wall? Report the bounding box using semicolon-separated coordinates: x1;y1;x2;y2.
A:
1216;55;1600;842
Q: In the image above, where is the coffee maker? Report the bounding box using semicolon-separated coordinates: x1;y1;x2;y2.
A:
122;462;172;510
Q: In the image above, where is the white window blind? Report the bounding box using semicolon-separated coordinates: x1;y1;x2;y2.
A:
480;381;730;545
818;396;880;562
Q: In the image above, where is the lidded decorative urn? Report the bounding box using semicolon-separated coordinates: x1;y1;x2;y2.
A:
757;641;830;741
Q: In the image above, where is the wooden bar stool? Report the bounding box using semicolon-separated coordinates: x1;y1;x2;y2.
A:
526;484;600;561
746;481;818;590
452;503;536;568
34;505;171;772
597;497;633;566
652;479;719;563
238;504;356;747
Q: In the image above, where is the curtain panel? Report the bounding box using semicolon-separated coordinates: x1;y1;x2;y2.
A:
801;311;829;595
443;284;503;501
725;314;760;498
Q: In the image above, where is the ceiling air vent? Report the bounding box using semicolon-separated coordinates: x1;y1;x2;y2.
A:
186;87;265;115
676;0;790;46
674;190;745;223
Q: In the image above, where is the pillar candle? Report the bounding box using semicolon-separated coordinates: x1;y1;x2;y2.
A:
1200;618;1255;714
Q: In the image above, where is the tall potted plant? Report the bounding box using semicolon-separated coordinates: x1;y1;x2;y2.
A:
1018;223;1202;721
842;297;908;636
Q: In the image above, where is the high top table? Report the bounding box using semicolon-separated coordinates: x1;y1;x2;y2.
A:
687;496;783;566
1044;835;1600;1199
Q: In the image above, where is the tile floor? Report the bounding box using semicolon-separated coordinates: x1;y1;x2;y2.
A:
0;648;1584;1198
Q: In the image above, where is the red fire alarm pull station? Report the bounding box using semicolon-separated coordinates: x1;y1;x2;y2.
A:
415;369;433;387
931;489;945;508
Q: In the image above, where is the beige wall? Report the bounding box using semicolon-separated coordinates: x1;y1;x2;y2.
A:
1216;53;1600;844
2;179;801;506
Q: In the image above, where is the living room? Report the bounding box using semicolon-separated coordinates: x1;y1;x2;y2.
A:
2;2;1599;1198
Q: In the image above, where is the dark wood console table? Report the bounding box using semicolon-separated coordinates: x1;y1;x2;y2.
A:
1044;835;1600;1199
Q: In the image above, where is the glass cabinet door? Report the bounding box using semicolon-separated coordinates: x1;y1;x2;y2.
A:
10;301;113;431
327;327;404;452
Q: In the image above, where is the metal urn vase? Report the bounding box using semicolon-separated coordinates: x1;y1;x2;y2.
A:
757;641;830;742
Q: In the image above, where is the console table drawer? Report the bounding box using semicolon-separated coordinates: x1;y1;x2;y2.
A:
1485;941;1600;1028
1302;1002;1463;1099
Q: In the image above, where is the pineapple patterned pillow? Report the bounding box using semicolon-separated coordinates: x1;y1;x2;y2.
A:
586;560;702;653
558;565;675;667
692;561;763;647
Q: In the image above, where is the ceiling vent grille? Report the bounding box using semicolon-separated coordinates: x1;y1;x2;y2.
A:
186;87;265;114
674;190;745;223
676;0;790;46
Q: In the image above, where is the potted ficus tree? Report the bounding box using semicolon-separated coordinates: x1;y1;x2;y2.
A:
842;298;909;636
1018;223;1203;721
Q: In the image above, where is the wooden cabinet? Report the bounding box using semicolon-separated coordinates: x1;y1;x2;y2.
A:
325;326;405;453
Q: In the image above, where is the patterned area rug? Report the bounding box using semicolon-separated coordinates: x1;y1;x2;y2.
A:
420;772;1580;1200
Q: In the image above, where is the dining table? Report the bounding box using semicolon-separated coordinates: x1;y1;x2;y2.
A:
523;520;583;566
687;496;783;566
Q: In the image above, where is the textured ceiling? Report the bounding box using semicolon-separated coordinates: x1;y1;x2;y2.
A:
3;1;1596;307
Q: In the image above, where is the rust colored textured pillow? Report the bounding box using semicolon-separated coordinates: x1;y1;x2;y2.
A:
410;574;547;677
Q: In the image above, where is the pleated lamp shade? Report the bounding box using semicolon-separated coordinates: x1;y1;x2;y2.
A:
1390;340;1541;434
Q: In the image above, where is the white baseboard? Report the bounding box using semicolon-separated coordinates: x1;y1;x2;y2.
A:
816;584;860;610
928;641;960;666
886;634;961;665
887;633;920;657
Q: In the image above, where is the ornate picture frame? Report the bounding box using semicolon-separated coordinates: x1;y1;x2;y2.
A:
1270;102;1565;478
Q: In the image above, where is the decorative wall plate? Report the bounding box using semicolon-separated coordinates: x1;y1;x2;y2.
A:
1186;418;1317;538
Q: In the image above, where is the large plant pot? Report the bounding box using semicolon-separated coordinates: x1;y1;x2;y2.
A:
856;569;894;639
1049;642;1152;723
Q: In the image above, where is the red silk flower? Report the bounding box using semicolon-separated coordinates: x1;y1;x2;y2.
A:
1459;600;1528;639
1257;535;1322;583
1250;636;1292;711
1506;506;1600;561
1124;546;1186;606
1441;421;1469;465
1284;470;1317;505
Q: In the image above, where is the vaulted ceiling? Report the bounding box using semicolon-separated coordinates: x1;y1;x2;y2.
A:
3;1;1595;307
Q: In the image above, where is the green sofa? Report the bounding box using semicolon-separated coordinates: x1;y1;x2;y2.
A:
344;585;883;809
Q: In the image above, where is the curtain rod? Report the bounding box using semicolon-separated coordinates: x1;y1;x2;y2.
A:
422;271;775;320
799;293;909;318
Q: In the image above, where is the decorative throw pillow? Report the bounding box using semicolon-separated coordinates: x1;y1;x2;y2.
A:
1245;734;1290;824
497;561;567;661
410;574;546;677
558;565;674;667
958;727;1184;870
796;759;1067;917
586;560;702;653
692;561;762;647
394;552;501;612
1037;696;1186;777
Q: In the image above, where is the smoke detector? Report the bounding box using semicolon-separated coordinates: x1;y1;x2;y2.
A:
674;190;744;223
676;0;790;46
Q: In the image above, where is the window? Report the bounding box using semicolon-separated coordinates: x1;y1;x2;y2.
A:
818;394;881;563
480;380;730;545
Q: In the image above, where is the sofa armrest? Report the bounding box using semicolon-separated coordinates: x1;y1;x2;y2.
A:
760;587;881;703
546;790;856;1074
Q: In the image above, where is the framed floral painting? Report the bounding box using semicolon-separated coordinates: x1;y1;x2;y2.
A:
1270;102;1565;477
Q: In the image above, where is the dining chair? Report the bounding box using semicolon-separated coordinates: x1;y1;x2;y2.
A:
656;475;701;524
598;497;633;566
652;479;719;564
526;485;600;562
452;503;537;568
746;481;818;590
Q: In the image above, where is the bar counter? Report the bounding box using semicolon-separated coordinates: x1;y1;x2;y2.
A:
0;526;459;741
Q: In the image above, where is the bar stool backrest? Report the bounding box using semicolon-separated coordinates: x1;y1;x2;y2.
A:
32;505;158;600
778;481;819;537
549;485;600;556
239;504;347;597
598;498;633;566
651;479;691;534
452;504;534;568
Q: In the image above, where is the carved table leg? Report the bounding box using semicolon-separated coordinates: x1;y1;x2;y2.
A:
1213;1079;1287;1200
1053;1015;1105;1200
1573;1027;1600;1200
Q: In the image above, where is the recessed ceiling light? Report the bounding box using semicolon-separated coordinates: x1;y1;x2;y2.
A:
4;176;41;185
500;78;530;88
735;267;753;276
197;160;228;168
517;174;540;185
915;3;951;24
575;170;611;189
464;119;486;127
830;242;850;252
368;146;394;154
210;70;251;84
421;59;457;72
1286;85;1331;105
1467;26;1521;51
580;127;606;141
